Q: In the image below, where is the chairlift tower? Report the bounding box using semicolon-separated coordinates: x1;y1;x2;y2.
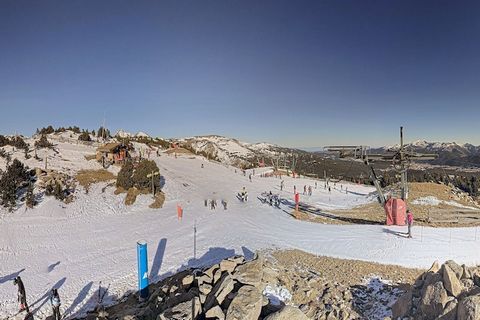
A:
326;127;437;225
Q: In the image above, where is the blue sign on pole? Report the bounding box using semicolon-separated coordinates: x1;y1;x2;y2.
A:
137;241;149;300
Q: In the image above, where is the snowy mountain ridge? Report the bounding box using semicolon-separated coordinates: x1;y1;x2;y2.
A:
174;135;291;167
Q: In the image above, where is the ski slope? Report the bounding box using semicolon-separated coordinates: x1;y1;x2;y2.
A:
1;154;480;319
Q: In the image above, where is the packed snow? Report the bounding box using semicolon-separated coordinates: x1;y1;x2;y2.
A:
1;152;480;319
262;285;292;306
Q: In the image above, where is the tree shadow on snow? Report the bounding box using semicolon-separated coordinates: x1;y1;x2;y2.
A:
31;277;67;315
0;268;25;284
47;261;61;273
150;238;167;282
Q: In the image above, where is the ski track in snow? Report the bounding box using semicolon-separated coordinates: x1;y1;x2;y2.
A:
1;154;480;319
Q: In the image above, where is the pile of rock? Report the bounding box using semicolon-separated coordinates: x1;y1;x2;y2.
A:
35;167;72;191
392;260;480;319
101;254;310;320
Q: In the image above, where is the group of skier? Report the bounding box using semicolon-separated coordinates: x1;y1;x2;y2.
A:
204;199;228;210
262;191;281;207
12;276;61;319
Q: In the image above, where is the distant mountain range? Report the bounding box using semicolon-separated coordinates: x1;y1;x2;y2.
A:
172;135;301;167
373;140;480;168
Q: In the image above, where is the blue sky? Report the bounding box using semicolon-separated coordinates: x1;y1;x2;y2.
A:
1;0;479;147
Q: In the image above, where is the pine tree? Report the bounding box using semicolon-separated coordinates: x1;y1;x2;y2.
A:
117;161;134;190
25;183;35;208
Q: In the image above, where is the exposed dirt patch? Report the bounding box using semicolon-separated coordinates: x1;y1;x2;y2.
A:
165;147;194;155
271;249;422;287
114;186;127;195
84;154;96;161
76;169;116;191
149;191;165;208
124;187;149;205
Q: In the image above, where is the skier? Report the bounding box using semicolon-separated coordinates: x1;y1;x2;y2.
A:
308;186;312;196
345;187;348;194
50;288;61;320
213;199;217;209
222;200;227;210
328;186;331;194
269;191;273;206
13;276;29;313
249;174;252;182
407;209;414;238
280;180;284;191
204;199;208;207
315;181;317;189
303;185;307;195
201;163;204;168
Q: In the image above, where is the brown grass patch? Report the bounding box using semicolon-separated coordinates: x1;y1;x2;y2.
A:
76;169;116;191
124;187;150;205
125;187;140;205
149;191;166;209
165;147;194;155
114;186;127;195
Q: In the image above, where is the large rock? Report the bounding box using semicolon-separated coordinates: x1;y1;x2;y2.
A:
204;273;236;311
226;285;263;320
457;295;480;320
438;299;458;320
443;264;463;297
463;265;472;280
264;306;310;320
428;261;441;274
182;274;194;286
157;297;201;320
220;259;238;274
205;305;225;320
419;281;449;319
445;260;463;280
232;256;264;288
391;290;412;319
204;264;220;279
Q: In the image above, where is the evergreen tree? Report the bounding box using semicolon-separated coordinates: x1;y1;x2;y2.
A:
35;134;53;149
117;161;134;190
133;159;160;190
25;183;35;208
78;131;92;142
0;159;30;210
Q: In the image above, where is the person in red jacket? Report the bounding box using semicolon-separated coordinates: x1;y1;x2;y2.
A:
407;209;414;238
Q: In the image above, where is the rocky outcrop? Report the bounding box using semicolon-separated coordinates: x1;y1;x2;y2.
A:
391;260;480;319
264;306;310;320
99;254;311;320
225;285;263;320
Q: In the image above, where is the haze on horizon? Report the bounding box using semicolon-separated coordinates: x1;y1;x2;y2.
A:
1;0;480;148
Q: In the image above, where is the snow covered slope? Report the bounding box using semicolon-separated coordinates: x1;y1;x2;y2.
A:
0;153;480;319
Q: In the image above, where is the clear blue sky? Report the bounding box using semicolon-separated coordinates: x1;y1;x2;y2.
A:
1;0;479;147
